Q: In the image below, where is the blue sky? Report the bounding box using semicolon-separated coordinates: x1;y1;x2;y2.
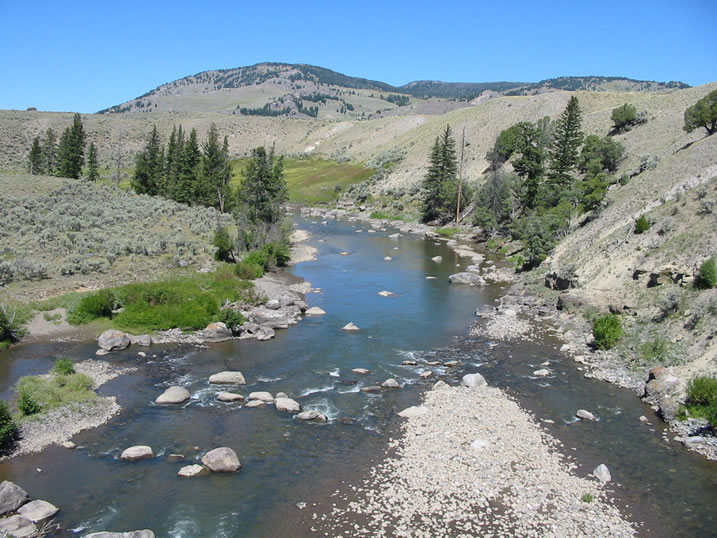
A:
1;0;715;113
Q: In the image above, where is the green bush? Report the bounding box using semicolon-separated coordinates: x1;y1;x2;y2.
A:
53;358;75;376
634;215;650;234
611;103;646;132
0;401;18;453
0;304;24;345
219;309;245;333
68;289;115;324
18;390;42;416
213;227;235;262
235;261;264;280
696;257;717;289
592;314;623;350
685;376;717;426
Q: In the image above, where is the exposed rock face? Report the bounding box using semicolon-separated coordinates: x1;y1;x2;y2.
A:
398;406;429;418
202;322;233;342
209;371;246;385
296;410;328;422
461;373;487;388
305;307;326;315
120;446;154;461
155;386;190;404
84;529;154;538
177;464;209;478
201;447;241;472
275;397;301;413
0;481;29;516
0;515;36;537
643;367;684;420
17;499;59;522
217;392;244;402
448;272;487;286
98;330;131;351
382;378;400;388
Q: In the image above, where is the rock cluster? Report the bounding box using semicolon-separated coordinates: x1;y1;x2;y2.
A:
0;481;58;537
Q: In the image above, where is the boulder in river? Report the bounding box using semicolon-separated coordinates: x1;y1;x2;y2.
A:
155;386;190;404
444;360;458;367
384;256;393;261
98;330;131;351
448;272;487;286
305;307;326;315
431;256;442;262
120;446;154;461
131;334;152;347
533;369;550;377
0;480;29;516
17;499;59;522
382;378;400;389
402;359;418;366
84;530;155;537
177;464;209;478
296;410;328;422
248;392;274;402
342;322;360;331
420;371;433;379
378;290;395;297
201;447;241;472
217;392;244;402
209;371;246;385
256;326;276;341
360;386;382;394
265;299;281;310
275;397;301;413
576;409;596;421
202;322;233;342
244;400;265;408
593;464;612;483
461;373;487;388
0;515;36;537
352;368;369;374
398;406;428;418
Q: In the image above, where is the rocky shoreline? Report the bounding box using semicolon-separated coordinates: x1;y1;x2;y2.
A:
313;376;636;537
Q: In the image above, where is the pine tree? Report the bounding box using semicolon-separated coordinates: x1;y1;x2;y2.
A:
176;128;201;204
43;128;57;176
56;127;72;178
199;123;228;209
548;96;583;191
57;113;86;178
28;136;44;175
132;125;163;195
513;122;546;211
237;146;288;224
87;142;99;181
164;125;184;198
421;125;458;223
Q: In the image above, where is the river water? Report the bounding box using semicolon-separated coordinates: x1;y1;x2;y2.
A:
0;216;715;537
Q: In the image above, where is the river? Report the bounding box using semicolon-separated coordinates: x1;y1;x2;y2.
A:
0;215;715;537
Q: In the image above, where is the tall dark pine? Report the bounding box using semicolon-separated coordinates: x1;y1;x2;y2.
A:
176;128;201;204
421;125;458;223
132;125;163;195
87;142;99;182
57;113;86;179
237;146;287;224
548;96;583;192
43;128;57;176
28;136;44;175
164;125;184;198
199;123;228;209
513;121;546;211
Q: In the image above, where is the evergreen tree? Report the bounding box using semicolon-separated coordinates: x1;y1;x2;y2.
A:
548;96;583;192
164;125;184;198
176;128;201;204
683;89;717;136
132;125;163;195
57;113;86;178
513;122;546;211
199;123;232;210
87;142;99;182
421;125;458;223
27;136;44;175
43;128;57;176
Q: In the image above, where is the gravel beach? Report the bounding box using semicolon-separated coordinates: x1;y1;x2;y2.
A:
314;381;637;537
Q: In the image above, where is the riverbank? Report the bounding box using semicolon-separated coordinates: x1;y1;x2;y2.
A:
313;378;636;537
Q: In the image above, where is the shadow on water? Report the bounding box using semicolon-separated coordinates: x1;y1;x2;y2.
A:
0;215;714;537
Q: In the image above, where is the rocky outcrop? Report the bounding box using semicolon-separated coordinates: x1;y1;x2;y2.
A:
201;447;241;472
97;330;131;351
643;367;684;420
155;386;190;404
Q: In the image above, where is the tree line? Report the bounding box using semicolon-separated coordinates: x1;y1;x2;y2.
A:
27;113;98;181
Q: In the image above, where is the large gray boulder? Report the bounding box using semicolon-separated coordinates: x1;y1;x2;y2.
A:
296;410;328;422
209;371;246;385
17;499;59;522
382;378;400;388
0;481;30;516
131;334;152;347
0;515;36;537
217;392;244;402
593;464;612;483
202;322;233;342
275;397;301;413
461;373;487;388
177;464;209;478
120;446;154;461
201;447;241;472
98;330;131;351
155;386;190;404
83;529;154;538
248;392;274;402
448;272;487;286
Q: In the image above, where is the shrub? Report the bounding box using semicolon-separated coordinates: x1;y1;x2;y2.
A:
581;493;594;503
235;261;264;280
696;257;717;289
611;103;646;132
685;376;717;426
219;309;245;334
592;314;623;350
0;401;18;453
53;358;75;376
634;215;650;234
18;390;42;416
68;289;115;324
213;227;235;262
0;304;24;345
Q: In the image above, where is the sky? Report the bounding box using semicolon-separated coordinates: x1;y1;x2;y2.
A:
1;0;715;113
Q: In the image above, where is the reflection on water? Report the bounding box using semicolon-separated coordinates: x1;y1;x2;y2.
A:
0;216;714;537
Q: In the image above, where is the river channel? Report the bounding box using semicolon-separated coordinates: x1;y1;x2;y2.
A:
0;215;715;537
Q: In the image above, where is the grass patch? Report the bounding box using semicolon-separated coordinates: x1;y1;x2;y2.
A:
16;372;96;417
436;227;460;238
581;493;594;503
369;211;404;221
232;157;374;204
65;265;254;333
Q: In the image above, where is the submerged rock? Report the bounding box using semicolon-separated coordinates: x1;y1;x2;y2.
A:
98;330;131;351
352;368;369;374
361;386;382;394
155;386;190;404
201;447;241;472
244;400;266;408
